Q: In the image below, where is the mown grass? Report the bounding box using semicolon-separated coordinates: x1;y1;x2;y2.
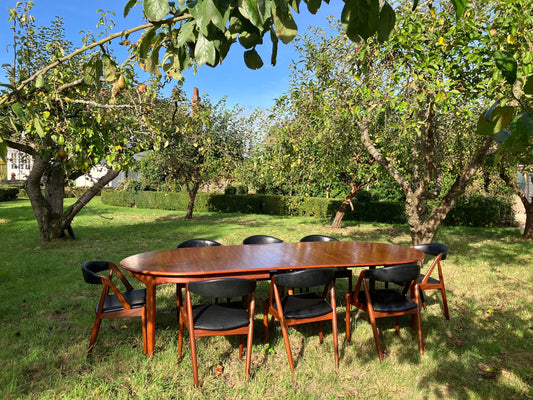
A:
0;197;532;399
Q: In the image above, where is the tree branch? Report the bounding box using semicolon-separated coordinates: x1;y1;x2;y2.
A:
0;14;190;107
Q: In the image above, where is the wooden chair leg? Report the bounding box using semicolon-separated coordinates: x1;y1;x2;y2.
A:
318;321;323;343
87;317;102;357
345;293;352;342
239;335;244;360
332;309;339;367
367;311;383;362
263;303;270;344
440;286;450;320
245;326;253;379
280;321;295;372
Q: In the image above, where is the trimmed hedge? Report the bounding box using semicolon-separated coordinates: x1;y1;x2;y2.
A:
0;185;20;202
101;189;513;227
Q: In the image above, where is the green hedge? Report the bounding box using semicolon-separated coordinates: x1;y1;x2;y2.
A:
0;185;20;202
101;189;513;227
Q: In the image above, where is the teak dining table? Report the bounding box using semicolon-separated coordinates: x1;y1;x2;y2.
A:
120;241;425;355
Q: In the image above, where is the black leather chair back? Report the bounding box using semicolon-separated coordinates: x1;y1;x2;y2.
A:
242;235;283;244
177;239;222;248
274;268;335;289
413;243;447;260
366;264;421;283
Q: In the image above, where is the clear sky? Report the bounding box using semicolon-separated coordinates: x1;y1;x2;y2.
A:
1;0;343;110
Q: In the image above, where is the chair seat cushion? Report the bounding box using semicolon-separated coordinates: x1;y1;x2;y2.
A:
192;302;250;331
100;288;146;313
274;293;332;319
418;274;440;285
358;289;417;312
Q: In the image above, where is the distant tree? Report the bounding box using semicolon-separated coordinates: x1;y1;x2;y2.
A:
251;24;379;228
338;2;514;244
141;88;250;219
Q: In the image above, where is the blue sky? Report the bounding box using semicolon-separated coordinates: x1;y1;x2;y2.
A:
1;0;343;110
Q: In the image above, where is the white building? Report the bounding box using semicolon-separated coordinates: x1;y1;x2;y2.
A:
6;148;120;187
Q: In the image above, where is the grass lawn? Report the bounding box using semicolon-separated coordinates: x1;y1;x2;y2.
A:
0;197;532;399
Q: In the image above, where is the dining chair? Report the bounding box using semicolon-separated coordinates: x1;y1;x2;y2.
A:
299;235;353;292
242;234;283;245
175;239;222;321
178;278;256;386
413;243;449;320
81;260;147;357
345;264;423;362
263;268;339;371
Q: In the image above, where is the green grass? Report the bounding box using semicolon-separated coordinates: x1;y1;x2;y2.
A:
0;197;532;399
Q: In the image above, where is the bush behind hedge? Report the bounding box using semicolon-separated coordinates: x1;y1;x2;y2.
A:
102;189;514;227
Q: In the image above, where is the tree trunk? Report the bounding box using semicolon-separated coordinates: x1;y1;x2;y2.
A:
524;203;533;239
23;150;120;241
185;182;200;219
360;117;494;246
499;168;533;240
331;187;358;229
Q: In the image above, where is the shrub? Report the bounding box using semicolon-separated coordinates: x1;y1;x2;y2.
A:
224;186;237;195
0;185;20;202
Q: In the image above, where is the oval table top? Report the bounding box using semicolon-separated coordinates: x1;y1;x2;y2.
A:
120;241;425;279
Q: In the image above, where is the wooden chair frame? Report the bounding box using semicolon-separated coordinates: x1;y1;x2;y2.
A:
263;269;339;372
82;261;147;357
346;268;423;362
178;279;256;387
414;244;449;320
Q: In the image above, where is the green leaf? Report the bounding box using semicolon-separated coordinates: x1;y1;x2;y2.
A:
377;2;395;43
177;21;197;47
476;106;514;136
35;75;45;88
272;0;298;44
195;33;217;66
11;103;27;123
244;48;264;69
190;0;210;36
143;0;170;21
207;0;230;31
306;0;321;15
83;57;103;90
124;0;137;17
139;27;157;59
102;54;117;83
342;0;380;41
494;51;517;85
270;27;279;66
523;75;533;95
0;139;7;163
452;0;467;18
33;116;45;138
